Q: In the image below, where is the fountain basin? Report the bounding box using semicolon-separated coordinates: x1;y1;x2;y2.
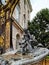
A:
11;48;49;65
0;48;49;65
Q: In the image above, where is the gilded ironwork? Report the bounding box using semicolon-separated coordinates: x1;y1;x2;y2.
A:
0;15;5;48
0;0;19;17
0;0;19;52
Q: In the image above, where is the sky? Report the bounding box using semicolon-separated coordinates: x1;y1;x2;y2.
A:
30;0;49;20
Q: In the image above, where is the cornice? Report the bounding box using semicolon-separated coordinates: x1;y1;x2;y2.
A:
12;17;24;33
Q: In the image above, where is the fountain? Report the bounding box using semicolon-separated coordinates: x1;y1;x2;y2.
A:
19;29;34;55
0;29;49;65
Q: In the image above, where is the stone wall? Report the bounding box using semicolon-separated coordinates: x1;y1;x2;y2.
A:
12;21;23;50
32;60;44;65
19;0;31;29
13;0;32;29
23;58;49;65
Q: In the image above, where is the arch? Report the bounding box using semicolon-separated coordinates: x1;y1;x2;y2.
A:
10;0;20;16
0;0;19;17
16;33;20;40
16;33;20;49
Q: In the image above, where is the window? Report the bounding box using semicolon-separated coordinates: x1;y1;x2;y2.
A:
28;10;30;19
24;14;26;29
24;14;26;23
13;5;20;22
24;0;26;9
24;0;26;5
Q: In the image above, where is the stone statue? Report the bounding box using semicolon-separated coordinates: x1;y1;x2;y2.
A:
19;29;34;55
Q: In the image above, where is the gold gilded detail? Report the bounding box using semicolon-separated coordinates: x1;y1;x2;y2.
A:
0;0;19;17
0;36;4;47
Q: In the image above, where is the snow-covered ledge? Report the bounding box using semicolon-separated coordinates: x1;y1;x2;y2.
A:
11;48;49;65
